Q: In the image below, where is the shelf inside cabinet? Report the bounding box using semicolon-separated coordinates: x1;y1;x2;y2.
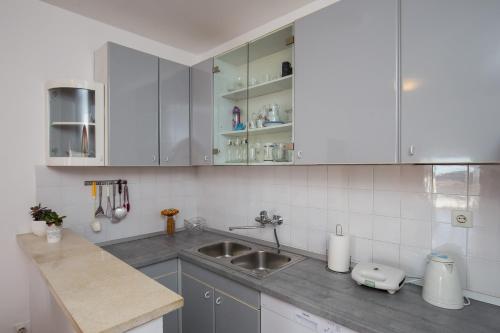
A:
248;161;294;166
221;75;293;100
51;122;96;126
220;122;292;137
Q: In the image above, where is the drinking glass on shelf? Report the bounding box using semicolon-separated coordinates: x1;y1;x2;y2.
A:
234;137;242;162
255;142;263;163
248;144;257;162
225;140;233;163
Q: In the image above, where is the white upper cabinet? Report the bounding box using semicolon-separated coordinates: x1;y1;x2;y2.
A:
190;58;214;166
401;0;500;163
294;0;399;164
95;42;159;166
159;58;190;166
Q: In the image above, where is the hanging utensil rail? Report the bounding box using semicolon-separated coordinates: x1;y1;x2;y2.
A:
83;179;128;186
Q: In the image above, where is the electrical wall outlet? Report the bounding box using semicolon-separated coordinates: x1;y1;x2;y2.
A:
452;210;473;228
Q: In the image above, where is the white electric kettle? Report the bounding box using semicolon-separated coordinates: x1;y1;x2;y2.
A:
422;252;463;309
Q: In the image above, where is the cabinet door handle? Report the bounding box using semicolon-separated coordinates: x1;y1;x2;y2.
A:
215;296;222;305
297;150;303;159
203;291;211;299
204;155;209;162
164;156;169;162
408;145;416;156
153;154;157;162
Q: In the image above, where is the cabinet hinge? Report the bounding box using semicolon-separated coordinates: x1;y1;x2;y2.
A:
286;36;295;46
213;66;220;74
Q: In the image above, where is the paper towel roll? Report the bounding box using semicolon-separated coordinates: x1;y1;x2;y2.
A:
328;231;350;273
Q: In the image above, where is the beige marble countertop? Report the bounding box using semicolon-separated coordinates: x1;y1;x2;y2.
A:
17;229;183;333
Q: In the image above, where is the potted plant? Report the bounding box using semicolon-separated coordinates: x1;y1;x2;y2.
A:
29;204;51;236
44;211;66;243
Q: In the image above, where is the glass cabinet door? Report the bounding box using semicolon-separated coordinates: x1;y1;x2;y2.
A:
46;81;104;166
247;25;294;165
213;44;249;165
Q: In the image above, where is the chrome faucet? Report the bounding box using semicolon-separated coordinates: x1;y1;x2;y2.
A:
229;210;284;253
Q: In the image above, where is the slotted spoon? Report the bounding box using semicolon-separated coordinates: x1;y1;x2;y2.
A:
94;185;105;217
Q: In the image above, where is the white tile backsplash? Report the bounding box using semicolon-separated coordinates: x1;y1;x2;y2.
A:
35;166;198;244
468;257;500;297
327;165;349;188
374;165;401;191
350;237;373;262
401;192;432;220
327;187;349;211
348;212;373;239
373;216;400;244
373;191;401;217
348;165;374;190
36;164;500;300
401;219;432;249
348;189;373;213
399;245;429;277
431;194;467;223
432;165;468;195
400;165;432;193
372;241;400;267
431;222;468;256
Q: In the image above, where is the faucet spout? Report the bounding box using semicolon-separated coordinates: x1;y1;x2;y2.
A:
228;210;284;253
228;225;265;231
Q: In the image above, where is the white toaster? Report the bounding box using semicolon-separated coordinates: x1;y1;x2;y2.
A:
351;263;406;294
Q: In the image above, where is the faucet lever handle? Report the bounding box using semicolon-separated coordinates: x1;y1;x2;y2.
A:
272;215;283;225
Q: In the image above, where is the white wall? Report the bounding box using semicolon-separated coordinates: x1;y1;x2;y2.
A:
197;164;500;303
0;0;196;331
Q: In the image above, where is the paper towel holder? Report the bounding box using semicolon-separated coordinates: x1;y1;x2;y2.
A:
326;224;351;274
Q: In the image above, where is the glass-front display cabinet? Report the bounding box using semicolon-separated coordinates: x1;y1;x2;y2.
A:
46;80;104;166
213;44;249;165
213;25;294;165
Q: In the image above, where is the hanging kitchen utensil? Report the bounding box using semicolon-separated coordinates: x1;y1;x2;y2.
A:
118;180;122;207
114;180;127;219
105;185;112;218
90;182;101;232
110;183;119;222
94;185;105;217
124;184;130;212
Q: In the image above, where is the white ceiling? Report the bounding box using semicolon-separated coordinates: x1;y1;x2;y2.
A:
42;0;315;54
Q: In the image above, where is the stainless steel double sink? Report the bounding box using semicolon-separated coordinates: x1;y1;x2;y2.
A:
187;240;304;279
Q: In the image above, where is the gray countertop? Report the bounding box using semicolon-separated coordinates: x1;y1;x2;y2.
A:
102;230;500;333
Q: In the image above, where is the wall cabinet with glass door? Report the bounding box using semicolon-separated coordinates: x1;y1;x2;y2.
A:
46;80;105;166
213;25;295;165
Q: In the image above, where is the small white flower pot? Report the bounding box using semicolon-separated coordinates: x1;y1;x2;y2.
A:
46;225;62;243
31;220;47;237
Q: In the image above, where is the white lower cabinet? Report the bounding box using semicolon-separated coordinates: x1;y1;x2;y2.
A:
261;294;357;333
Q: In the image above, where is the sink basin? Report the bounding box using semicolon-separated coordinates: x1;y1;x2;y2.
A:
230;251;292;272
198;241;251;258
